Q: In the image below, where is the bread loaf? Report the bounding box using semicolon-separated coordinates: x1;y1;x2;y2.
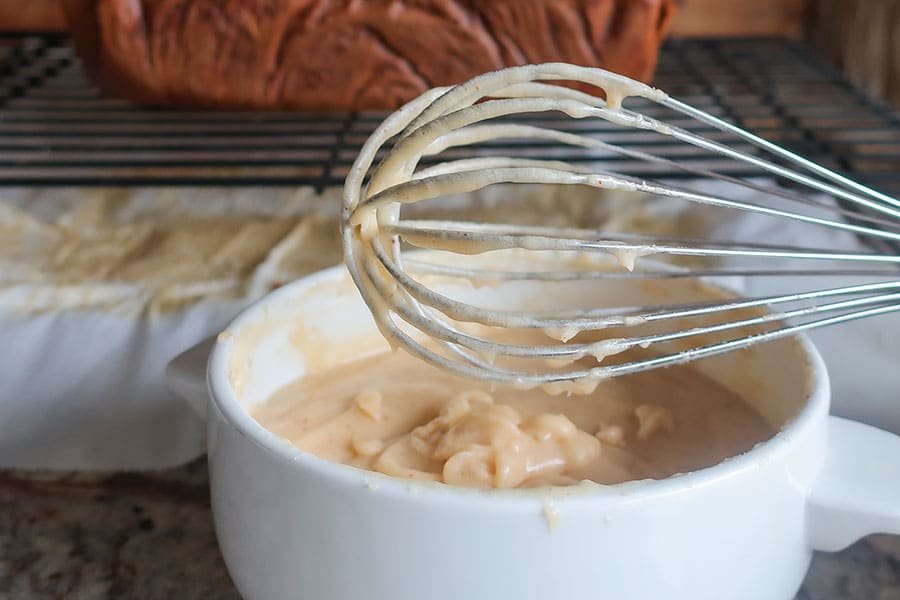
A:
63;0;674;110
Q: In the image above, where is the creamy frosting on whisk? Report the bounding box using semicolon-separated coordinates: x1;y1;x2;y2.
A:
341;64;675;387
343;61;900;393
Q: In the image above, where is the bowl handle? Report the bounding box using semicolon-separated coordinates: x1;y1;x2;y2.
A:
807;416;900;551
165;336;216;421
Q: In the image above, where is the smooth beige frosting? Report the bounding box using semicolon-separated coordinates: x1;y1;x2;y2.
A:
0;187;342;313
253;349;773;489
1;184;709;314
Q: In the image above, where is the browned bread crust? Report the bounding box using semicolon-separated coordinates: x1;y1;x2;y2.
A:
63;0;674;109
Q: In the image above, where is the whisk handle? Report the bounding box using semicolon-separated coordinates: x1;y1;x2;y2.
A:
807;417;900;552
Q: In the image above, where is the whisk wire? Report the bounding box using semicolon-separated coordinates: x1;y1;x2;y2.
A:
342;63;900;385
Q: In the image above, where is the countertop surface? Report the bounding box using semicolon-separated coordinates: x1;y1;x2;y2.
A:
0;459;898;599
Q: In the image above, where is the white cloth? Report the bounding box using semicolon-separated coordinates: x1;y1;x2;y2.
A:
0;296;238;469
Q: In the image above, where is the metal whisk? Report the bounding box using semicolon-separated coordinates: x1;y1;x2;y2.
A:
341;63;900;387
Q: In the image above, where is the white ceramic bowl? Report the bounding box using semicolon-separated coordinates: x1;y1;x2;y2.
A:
168;253;900;600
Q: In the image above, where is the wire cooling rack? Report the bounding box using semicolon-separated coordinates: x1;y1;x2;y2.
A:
0;33;898;196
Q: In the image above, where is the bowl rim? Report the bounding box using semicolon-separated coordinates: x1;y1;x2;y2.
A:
207;259;831;507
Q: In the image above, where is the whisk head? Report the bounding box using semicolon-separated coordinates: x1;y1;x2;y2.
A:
342;63;900;389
